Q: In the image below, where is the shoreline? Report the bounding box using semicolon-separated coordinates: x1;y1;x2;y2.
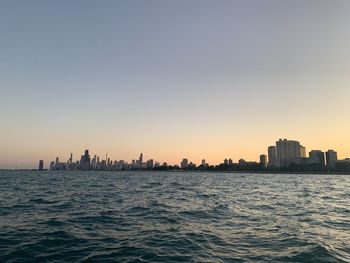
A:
1;169;350;175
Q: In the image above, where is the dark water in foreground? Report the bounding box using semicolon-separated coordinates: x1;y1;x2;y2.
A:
0;171;349;262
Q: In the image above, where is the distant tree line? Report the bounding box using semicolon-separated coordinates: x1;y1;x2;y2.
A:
151;161;350;173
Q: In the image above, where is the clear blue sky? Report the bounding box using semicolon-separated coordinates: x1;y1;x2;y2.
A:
1;0;350;168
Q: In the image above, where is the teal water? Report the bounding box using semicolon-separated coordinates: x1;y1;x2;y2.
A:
0;171;349;262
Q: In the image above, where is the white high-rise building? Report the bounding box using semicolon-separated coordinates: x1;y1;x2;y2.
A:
275;139;305;167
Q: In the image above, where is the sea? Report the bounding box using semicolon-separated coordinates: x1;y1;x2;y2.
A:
0;170;349;262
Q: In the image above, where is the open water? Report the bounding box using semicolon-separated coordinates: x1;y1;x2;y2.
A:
0;171;349;262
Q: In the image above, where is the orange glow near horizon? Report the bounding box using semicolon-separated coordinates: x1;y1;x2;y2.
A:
1;1;350;169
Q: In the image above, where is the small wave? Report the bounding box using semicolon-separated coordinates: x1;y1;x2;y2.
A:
277;243;345;263
140;182;163;189
38;219;66;227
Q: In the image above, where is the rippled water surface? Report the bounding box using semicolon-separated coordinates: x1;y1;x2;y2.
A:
1;171;350;262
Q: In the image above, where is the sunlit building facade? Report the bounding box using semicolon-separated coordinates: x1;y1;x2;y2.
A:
275;139;305;167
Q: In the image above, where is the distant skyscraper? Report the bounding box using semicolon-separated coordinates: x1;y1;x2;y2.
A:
181;158;189;169
55;157;59;169
201;159;206;166
139;153;143;168
276;139;305;167
260;154;267;168
309;150;325;166
38;160;44;171
268;146;277;167
91;155;97;169
326;150;338;169
146;159;154;169
80;149;91;170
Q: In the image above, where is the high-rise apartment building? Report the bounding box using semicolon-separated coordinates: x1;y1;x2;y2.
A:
260;154;267;167
268;146;277;167
326;150;338;169
275;139;305;167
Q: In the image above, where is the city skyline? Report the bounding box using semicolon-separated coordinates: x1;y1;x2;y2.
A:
1;137;350;170
32;138;346;171
2;1;350;169
31;137;350;173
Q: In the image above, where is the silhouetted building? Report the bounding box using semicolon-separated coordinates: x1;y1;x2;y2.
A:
334;158;350;171
146;159;154;169
326;150;338;169
188;162;196;169
309;150;325;166
139;153;143;169
238;159;246;166
260;154;267;168
268;146;277;167
55;157;59;168
80;149;91;170
38;160;44;171
50;161;55;170
181;158;189;169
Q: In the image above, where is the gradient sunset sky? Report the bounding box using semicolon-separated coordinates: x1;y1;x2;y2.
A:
1;0;350;169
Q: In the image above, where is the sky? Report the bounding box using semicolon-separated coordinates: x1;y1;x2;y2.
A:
1;0;350;169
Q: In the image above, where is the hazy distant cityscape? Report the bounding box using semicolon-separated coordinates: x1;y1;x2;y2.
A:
40;138;350;173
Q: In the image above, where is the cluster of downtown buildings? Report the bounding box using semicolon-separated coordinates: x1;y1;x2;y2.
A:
39;138;350;173
46;151;156;171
